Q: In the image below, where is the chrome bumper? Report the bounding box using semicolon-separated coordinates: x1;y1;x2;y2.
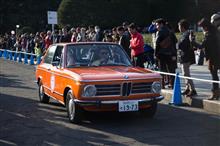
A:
74;96;164;106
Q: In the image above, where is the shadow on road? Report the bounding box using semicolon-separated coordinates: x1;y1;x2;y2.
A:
0;73;35;90
0;92;220;146
0;58;220;145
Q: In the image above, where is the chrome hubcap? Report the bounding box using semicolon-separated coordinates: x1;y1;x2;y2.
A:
39;85;43;99
68;98;75;119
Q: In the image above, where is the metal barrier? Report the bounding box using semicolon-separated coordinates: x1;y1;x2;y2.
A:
0;49;41;65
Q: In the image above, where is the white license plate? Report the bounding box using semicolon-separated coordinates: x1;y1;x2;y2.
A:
118;100;139;112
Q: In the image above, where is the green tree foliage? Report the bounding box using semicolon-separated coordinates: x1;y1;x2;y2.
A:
58;0;220;29
58;0;187;28
59;0;143;28
1;0;220;33
0;0;61;33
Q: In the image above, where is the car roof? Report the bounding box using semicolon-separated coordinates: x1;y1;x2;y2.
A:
54;42;119;46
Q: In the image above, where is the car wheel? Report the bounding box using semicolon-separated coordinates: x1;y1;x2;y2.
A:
140;102;157;118
66;90;83;123
39;81;50;103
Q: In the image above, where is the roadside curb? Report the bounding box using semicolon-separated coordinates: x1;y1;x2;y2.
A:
203;99;220;114
161;90;220;114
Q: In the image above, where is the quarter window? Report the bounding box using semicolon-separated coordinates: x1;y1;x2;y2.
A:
44;46;57;64
53;46;63;62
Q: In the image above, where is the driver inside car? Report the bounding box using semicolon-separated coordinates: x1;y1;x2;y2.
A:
91;48;113;66
67;49;75;67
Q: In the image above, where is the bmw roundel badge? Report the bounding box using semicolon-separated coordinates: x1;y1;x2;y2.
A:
124;75;129;79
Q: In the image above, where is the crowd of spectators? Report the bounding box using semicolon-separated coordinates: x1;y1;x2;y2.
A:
0;23;132;57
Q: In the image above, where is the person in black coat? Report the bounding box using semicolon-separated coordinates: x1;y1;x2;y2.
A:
117;26;130;58
60;28;71;43
191;18;220;100
155;18;177;89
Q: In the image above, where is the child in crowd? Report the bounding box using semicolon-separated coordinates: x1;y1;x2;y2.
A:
34;43;42;59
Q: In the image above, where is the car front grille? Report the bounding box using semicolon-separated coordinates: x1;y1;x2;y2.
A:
95;82;152;97
95;84;121;96
131;82;152;94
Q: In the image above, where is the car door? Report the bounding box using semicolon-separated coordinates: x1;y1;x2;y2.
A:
50;45;65;103
41;45;57;97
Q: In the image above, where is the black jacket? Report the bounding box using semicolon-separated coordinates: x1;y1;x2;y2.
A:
178;31;195;64
155;26;177;57
202;29;220;68
119;34;130;57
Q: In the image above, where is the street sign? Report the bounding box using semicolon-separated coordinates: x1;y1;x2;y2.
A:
47;11;57;24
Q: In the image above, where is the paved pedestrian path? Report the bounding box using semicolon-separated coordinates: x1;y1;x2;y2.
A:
161;63;220;114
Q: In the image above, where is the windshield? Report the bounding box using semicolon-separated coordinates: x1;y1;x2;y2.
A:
66;44;132;67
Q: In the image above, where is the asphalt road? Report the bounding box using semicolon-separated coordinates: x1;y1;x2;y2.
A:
0;59;220;146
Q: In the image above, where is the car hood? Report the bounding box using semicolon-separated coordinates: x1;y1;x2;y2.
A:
66;66;161;82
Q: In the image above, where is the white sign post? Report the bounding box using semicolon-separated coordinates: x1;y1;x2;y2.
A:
47;11;58;43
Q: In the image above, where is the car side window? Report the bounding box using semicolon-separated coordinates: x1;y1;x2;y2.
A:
44;45;57;64
53;46;63;63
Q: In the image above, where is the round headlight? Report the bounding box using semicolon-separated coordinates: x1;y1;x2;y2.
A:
82;85;97;97
152;82;161;93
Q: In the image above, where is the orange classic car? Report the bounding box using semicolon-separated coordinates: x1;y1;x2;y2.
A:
35;42;163;123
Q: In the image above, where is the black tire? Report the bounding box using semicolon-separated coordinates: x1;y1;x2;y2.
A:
66;90;83;123
140;102;157;118
38;81;50;103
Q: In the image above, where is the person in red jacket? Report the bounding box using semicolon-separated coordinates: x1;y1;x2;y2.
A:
128;23;145;67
